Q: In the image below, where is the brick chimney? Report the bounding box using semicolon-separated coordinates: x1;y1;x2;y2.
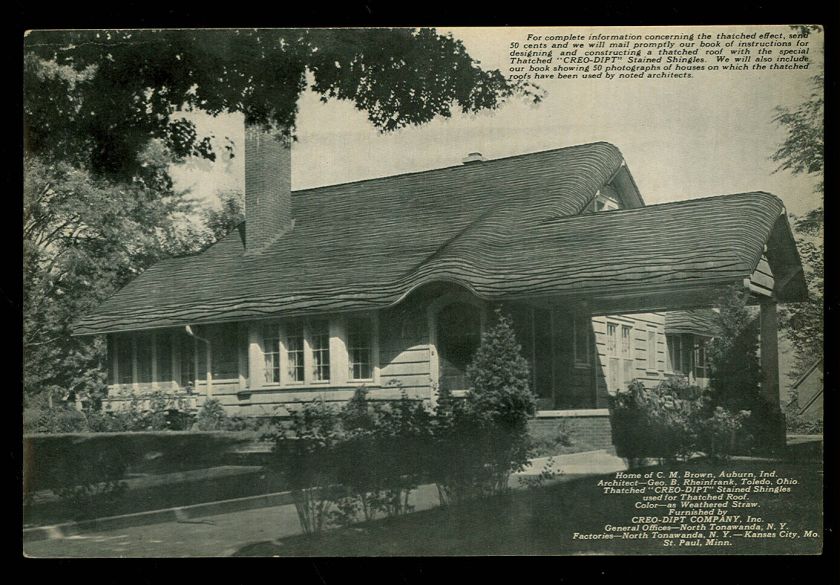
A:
244;123;292;252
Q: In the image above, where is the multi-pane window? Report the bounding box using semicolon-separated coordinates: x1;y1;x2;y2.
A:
606;322;634;392
116;336;134;385
694;337;709;379
668;333;708;377
621;326;632;357
310;320;331;382
211;324;240;380
666;333;681;372
156;333;172;385
348;318;373;380
286;322;305;383
621;325;634;385
606;323;618;354
136;334;153;383
179;334;195;388
263;325;281;384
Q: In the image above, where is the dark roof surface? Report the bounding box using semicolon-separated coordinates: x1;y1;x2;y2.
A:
74;142;804;335
665;310;721;336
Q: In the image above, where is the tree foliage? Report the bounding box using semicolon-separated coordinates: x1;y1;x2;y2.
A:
466;309;536;427
779;237;823;376
707;286;762;414
23;28;531;404
201;190;244;243
24;28;540;186
771;74;824;234
23;157;196;403
771;30;823;376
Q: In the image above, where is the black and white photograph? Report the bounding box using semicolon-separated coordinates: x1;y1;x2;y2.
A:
22;25;826;557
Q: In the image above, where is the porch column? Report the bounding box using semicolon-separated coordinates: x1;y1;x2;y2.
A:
759;300;780;409
759;299;785;448
248;323;265;390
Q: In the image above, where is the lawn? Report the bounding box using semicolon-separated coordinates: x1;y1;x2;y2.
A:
234;458;823;556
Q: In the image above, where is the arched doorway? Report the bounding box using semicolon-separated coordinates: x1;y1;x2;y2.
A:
436;301;483;392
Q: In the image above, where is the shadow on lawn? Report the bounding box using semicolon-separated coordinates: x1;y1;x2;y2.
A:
233;457;823;557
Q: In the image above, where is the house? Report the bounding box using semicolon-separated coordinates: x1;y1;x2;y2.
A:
789;358;823;420
73;126;808;446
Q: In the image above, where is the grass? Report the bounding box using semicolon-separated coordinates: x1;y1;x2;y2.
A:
234;458;823;556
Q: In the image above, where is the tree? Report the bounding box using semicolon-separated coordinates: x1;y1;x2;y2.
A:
201;190;244;243
707;286;783;451
771;28;824;377
23;29;533;405
707;286;762;414
771;73;824;234
464;309;536;494
466;309;536;427
24;29;541;186
23;156;195;404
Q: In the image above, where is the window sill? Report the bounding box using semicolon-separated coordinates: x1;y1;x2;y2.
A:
249;383;382;392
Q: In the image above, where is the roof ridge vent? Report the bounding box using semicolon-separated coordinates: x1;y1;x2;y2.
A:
462;152;485;164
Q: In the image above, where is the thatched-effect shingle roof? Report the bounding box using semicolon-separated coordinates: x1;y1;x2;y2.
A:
665;310;721;336
73;142;806;335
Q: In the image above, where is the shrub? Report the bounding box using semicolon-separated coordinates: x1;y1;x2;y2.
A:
465;309;536;428
786;415;823;435
430;309;536;505
610;378;753;464
266;399;345;536
707;285;785;452
330;388;433;523
23;431;251;515
23;397;88;434
429;388;500;506
609;379;702;465
698;406;750;460
195;399;228;430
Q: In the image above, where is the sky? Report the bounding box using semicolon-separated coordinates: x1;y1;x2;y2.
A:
170;25;823;223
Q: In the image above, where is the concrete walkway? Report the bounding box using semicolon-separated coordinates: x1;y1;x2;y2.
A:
24;448;629;558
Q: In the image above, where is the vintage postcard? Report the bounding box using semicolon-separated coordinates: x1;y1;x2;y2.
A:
23;25;824;557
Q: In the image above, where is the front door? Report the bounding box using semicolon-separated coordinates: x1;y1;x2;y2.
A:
437;302;482;393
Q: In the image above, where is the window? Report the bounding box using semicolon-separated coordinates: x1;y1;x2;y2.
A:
285;321;305;383
667;333;702;376
694;336;709;379
588;190;620;212
263;324;281;384
310;320;331;382
116;335;133;385
606;323;618;354
647;329;657;371
211;324;240;380
348;317;373;380
179;334;195;388
573;310;591;366
621;325;634;385
156;333;172;385
605;321;634;392
136;334;153;383
666;333;681;372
